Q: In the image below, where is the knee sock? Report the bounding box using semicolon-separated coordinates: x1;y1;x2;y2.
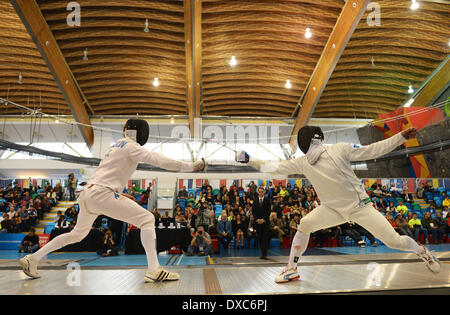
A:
287;230;310;269
140;227;160;272
32;233;75;262
399;235;424;254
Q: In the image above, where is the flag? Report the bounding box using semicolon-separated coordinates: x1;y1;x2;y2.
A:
196;179;202;187
187;179;193;189
432;179;439;189
179;179;184;189
220;179;226;188
295;179;302;188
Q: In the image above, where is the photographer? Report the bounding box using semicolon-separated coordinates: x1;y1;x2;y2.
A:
18;229;40;253
185;226;212;256
68;173;77;201
196;202;212;231
96;230;119;257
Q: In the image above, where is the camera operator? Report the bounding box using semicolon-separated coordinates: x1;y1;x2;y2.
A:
185;226;212;256
196;202;212;232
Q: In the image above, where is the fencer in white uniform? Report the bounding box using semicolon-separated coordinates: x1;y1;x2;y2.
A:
20;119;207;282
236;126;440;283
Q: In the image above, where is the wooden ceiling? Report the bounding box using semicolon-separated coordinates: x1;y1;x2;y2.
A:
0;0;449;120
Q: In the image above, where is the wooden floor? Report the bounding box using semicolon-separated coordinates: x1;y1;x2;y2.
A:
2;252;449;295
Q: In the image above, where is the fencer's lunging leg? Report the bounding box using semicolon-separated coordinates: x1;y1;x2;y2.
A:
350;205;423;254
287;205;347;269
32;211;97;262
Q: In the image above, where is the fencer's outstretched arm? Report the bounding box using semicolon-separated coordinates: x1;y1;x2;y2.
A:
246;156;301;176
345;128;417;162
128;144;205;172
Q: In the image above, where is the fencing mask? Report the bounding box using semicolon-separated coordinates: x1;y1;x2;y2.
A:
124;119;149;146
297;126;324;154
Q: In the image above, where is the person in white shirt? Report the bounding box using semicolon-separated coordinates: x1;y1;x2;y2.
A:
20;119;207;282
236;126;440;283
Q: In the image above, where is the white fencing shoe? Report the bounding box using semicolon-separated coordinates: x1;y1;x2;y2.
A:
417;244;440;273
19;255;41;279
275;266;300;283
145;267;180;282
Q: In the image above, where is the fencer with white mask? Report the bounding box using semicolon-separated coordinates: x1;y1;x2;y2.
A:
20;119;207;282
236;125;440;283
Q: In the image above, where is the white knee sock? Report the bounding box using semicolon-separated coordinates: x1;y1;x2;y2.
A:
32;233;74;262
399;235;424;254
141;227;160;272
288;230;310;269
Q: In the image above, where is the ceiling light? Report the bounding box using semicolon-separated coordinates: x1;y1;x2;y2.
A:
55;118;59;124
404;98;415;107
411;0;419;10
18;73;22;85
408;84;414;94
371;56;376;67
285;80;292;89
83;48;88;61
305;27;312;39
144;19;150;33
170;117;175;124
153;75;159;87
229;55;237;66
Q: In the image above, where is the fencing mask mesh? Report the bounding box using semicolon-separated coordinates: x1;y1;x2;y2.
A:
297;126;324;154
124;119;149;146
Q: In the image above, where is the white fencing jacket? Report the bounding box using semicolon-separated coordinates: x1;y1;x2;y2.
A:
249;132;407;215
89;137;194;192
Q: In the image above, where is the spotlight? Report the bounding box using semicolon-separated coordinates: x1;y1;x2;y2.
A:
229;55;237;66
371;56;376;68
170;117;175;124
285;80;292;89
144;19;150;33
411;0;419;10
18;73;23;85
305;27;312;39
408;84;414;94
83;48;88;61
153;75;159;87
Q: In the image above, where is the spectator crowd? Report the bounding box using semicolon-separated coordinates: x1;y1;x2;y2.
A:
171;180;450;255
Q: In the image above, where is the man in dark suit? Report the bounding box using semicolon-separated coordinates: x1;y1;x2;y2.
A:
253;186;271;259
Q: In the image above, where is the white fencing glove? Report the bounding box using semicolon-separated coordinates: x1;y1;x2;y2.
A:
193;158;208;172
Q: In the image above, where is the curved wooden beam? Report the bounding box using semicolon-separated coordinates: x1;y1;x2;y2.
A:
289;0;371;150
10;0;93;147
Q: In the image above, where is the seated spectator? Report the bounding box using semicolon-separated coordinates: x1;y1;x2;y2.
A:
54;182;63;201
394;212;413;238
27;206;37;227
65;205;78;222
18;228;39;253
354;223;378;247
421;211;443;244
289;213;300;238
396;201;408;215
186;211;196;231
434;212;448;240
208;210;218;236
55;215;70;230
186;226;212;256
340;222;366;247
0;213;15;233
232;214;247;249
196;202;211;231
443;196;450;209
18;206;31;232
415;184;425;199
195;192;205;207
390;184;402;198
97;230;119;257
386;202;396;214
408;213;428;244
187;193;195;207
217;210;233;250
269;213;285;247
442;206;449;219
